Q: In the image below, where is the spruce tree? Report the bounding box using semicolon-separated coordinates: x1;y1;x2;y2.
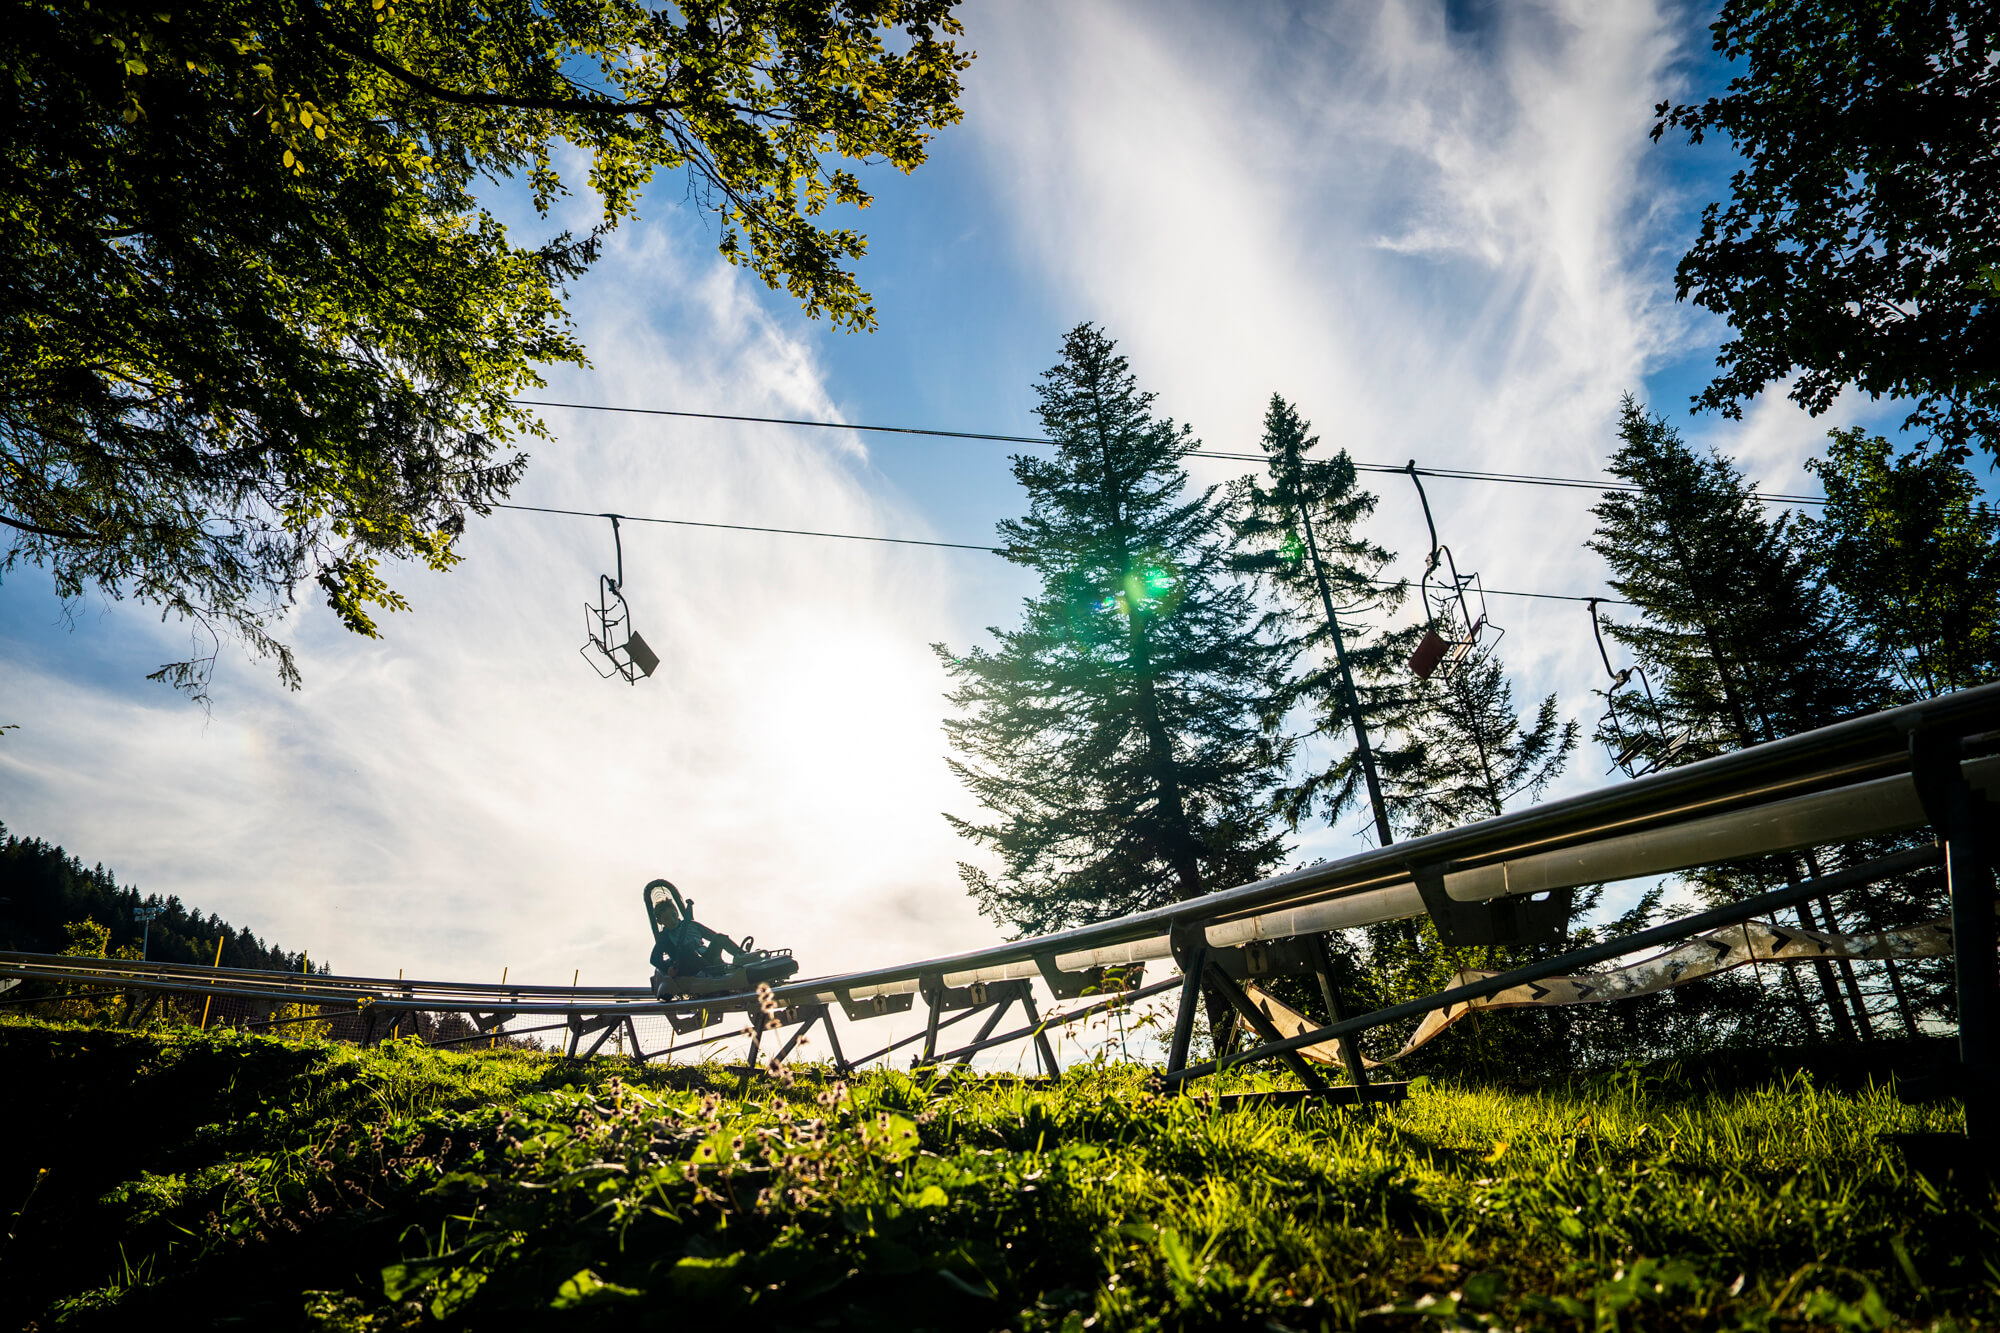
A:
1588;397;1894;1040
1229;395;1415;843
938;326;1291;936
1238;452;1575;1073
1587;398;1885;764
1382;655;1576;835
1344;650;1579;1074
1803;430;2000;700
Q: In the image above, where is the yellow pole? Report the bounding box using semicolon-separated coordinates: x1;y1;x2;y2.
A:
200;936;224;1030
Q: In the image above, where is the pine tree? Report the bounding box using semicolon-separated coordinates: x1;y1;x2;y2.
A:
1337;650;1579;1074
1588;397;1895;1041
1803;429;2000;700
1587;398;1885;764
938;326;1291;936
1229;395;1415;843
1382;655;1577;836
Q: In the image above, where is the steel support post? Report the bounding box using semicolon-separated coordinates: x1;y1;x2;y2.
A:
1946;773;1999;1146
1206;964;1327;1093
773;1005;828;1064
125;991;161;1029
920;987;943;1063
1166;947;1208;1077
1017;989;1061;1078
738;1022;765;1098
818;1006;851;1075
579;1016;622;1060
956;994;1018;1068
1309;934;1374;1100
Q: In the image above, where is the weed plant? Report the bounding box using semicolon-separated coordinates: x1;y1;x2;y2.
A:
0;1016;1991;1331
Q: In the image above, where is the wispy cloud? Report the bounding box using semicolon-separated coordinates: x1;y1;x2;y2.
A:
0;220;995;985
961;0;1713;855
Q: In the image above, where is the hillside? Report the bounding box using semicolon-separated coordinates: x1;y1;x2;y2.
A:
0;823;314;971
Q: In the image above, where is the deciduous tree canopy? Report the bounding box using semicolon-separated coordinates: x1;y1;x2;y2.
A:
1655;0;1999;459
2;0;968;694
1804;431;2000;698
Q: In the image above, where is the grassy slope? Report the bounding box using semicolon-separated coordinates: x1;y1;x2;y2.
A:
0;1016;1992;1331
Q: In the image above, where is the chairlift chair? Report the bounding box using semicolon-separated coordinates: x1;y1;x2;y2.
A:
1402;462;1503;680
581;515;660;684
1585;597;1690;776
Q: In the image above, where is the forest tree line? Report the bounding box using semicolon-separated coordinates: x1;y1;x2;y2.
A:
0;822;317;973
939;325;2000;1077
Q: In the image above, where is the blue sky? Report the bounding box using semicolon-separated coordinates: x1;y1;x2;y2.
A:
0;3;1947;1024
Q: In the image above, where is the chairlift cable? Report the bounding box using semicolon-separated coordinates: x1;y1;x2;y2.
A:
509;398;1828;505
490;501;1628;602
493;501;1008;553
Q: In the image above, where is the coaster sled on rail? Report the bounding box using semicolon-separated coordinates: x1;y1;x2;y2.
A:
643;879;799;1000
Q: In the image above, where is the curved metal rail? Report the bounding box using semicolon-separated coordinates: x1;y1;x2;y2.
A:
3;684;1996;1124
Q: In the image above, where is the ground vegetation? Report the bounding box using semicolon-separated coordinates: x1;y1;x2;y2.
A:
0;1018;1987;1331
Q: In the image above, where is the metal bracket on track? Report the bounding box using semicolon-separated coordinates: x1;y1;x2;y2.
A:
835;988;915;1023
1412;862;1572;947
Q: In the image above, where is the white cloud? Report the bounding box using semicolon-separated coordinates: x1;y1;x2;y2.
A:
3;0;1896;1021
961;0;1699;864
0;221;996;988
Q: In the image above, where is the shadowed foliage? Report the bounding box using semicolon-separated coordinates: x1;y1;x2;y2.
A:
2;0;969;695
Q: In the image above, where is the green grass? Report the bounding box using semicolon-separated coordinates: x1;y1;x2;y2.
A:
0;1015;1992;1331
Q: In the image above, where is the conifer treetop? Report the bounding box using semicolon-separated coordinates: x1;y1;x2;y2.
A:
937;326;1289;936
1588;396;1883;767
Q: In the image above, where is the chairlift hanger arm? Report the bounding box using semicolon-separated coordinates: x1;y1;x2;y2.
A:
1404;461;1485;639
1403;461;1442;571
1586;597;1622;680
603;513;625;590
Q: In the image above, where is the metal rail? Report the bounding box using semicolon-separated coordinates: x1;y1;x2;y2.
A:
9;684;1993;1017
2;684;1994;1132
1165;843;1943;1083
